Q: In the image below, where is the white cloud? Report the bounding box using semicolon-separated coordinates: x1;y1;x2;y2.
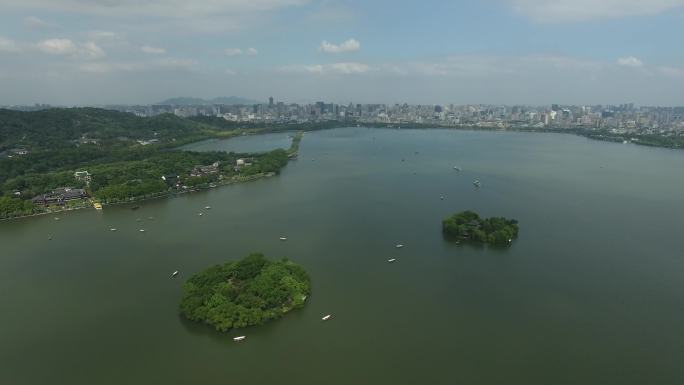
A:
225;48;243;56
80;41;105;59
510;0;684;22
225;47;257;56
657;66;684;78
4;0;310;18
36;39;105;59
281;61;370;75
319;38;360;54
617;56;644;67
141;45;166;54
37;39;78;55
225;68;237;75
79;58;196;73
0;36;20;52
378;55;605;78
24;16;51;29
87;31;122;41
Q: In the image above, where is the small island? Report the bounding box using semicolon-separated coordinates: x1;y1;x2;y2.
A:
180;253;311;332
442;210;519;245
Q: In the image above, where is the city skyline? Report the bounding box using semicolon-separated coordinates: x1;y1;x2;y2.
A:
1;0;684;105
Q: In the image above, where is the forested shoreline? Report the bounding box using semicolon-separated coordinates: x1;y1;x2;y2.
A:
0;108;300;219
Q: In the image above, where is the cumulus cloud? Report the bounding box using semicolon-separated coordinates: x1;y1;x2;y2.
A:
246;47;258;55
141;45;166;54
617;56;643;67
37;39;105;59
319;38;360;53
510;0;684;22
282;61;370;74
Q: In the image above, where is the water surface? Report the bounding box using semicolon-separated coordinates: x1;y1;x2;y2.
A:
2;128;683;385
181;132;293;153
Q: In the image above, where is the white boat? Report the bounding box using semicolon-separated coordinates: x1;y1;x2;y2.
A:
198;213;203;216
388;258;397;263
139;229;145;232
279;237;287;241
172;270;179;277
205;206;211;210
440;196;444;200
233;336;246;342
453;166;461;171
395;244;404;248
322;314;332;321
110;228;117;232
473;180;481;187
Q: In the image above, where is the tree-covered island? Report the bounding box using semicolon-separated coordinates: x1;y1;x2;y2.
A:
442;210;519;245
180;253;311;332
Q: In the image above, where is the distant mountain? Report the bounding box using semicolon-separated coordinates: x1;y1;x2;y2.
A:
158;96;263;106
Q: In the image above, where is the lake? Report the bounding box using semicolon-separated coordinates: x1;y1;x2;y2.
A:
1;127;684;385
181;132;293;153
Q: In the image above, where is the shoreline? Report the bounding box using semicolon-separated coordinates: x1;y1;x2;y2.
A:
0;133;305;222
0;127;677;222
0;172;280;222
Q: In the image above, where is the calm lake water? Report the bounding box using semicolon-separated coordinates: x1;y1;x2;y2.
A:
2;127;684;385
181;132;293;153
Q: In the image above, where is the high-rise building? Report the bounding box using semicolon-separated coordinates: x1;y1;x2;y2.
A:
269;97;274;107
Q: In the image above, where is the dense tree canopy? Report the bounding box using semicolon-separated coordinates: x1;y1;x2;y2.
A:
442;210;519;245
180;253;311;332
0;196;39;218
0;108;299;216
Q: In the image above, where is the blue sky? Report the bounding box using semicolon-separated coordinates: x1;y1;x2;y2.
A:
1;0;683;105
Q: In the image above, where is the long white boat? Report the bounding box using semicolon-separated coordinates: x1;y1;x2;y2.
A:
388;258;397;263
139;229;145;232
233;336;246;342
279;237;287;241
395;244;404;248
171;271;179;277
322;314;332;321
